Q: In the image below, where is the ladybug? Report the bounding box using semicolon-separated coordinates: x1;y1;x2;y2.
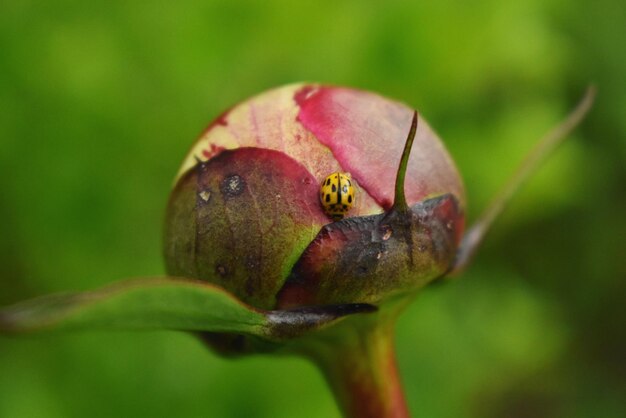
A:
320;172;355;221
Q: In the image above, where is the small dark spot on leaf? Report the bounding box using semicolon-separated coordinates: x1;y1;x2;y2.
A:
220;174;245;197
216;264;228;277
245;277;256;296
245;255;259;270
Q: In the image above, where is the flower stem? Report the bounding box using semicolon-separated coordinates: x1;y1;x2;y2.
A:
308;322;409;418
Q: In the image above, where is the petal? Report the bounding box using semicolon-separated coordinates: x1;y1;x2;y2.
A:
295;85;466;210
176;84;383;217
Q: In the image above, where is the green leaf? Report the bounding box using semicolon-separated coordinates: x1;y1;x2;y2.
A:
0;277;376;340
0;277;267;335
450;86;596;275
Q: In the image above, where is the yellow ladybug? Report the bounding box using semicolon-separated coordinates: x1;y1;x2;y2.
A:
320;172;355;221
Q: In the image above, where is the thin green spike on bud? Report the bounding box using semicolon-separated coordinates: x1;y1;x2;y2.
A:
393;110;418;213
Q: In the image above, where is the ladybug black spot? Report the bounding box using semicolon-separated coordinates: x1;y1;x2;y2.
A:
332;184;337;192
325;194;331;203
348;195;352;203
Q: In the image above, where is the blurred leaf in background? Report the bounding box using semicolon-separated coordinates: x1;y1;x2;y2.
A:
0;0;624;417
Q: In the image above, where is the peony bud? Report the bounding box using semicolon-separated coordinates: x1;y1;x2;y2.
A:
164;84;465;312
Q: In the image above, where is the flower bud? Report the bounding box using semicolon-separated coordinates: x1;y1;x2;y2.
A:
164;84;465;311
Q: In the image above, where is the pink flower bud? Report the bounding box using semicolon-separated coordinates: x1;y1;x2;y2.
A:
164;84;465;310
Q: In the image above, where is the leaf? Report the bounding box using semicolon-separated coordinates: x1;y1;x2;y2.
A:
450;85;596;275
0;277;266;335
0;277;375;340
174;84;382;216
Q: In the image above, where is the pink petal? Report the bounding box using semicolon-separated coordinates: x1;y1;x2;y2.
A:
295;85;465;210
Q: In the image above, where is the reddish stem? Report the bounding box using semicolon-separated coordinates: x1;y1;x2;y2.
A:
309;324;409;418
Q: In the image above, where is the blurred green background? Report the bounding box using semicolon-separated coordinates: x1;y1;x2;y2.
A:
1;0;624;417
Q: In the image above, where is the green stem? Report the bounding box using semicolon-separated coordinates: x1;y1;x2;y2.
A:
308;323;409;418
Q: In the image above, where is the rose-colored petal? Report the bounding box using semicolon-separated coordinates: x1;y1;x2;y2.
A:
176;84;382;217
176;84;464;217
295;85;465;210
164;148;328;310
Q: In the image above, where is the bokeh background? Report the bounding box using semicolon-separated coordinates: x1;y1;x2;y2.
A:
1;1;624;417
